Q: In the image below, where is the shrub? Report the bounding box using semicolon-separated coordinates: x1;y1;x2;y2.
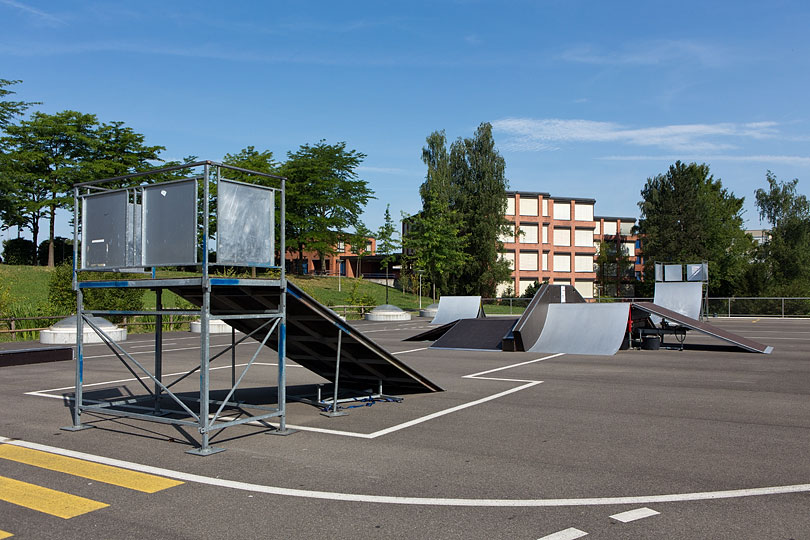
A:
37;237;74;266
2;238;36;265
48;262;145;322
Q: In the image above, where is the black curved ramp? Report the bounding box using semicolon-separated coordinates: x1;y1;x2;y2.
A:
431;318;518;351
632;302;773;354
503;284;585;351
171;280;443;393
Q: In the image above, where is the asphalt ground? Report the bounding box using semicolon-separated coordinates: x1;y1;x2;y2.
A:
0;316;808;539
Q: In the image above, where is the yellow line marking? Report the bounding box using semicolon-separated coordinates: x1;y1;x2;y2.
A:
0;529;13;539
752;318;760;323
0;445;183;493
0;476;108;519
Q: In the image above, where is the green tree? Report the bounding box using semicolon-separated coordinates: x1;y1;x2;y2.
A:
278;140;374;274
637;161;752;295
376;204;400;304
595;239;634;297
0;112;163;266
0;79;39;130
750;171;810;295
448;122;513;296
349;221;372;278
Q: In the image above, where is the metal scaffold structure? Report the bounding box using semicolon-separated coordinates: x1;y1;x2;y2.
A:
63;160;291;455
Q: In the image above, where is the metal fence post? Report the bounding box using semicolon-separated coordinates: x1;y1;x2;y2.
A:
782;298;785;318
728;298;731;318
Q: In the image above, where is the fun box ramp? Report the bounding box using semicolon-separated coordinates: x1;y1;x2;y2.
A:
651;281;703;325
430;318;519;351
528;303;631;356
171;280;442;393
632;302;772;354
503;284;585;352
430;296;484;325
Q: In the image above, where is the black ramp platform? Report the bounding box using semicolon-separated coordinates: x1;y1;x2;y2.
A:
171;280;442;393
0;347;73;367
503;284;585;352
632;302;773;354
430;318;519;351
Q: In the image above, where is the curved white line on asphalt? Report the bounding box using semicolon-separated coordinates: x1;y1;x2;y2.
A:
2;437;809;507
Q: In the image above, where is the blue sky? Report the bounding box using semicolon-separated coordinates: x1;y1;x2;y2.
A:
2;0;809;245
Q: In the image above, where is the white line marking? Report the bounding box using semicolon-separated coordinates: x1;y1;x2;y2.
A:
610;507;660;522
2;437;810;507
391;347;428;355
538;528;588;540
464;353;565;379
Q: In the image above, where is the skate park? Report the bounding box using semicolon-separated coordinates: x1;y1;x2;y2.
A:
1;163;809;538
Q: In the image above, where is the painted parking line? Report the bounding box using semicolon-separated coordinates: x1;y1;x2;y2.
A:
0;475;108;519
0;445;182;493
610;507;660;522
538;527;588;539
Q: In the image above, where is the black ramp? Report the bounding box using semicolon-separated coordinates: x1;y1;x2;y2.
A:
0;347;73;368
403;320;459;342
504;284;585;351
632;302;773;354
171;280;442;393
431;318;519;351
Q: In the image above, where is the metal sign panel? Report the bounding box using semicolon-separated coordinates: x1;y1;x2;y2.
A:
686;263;708;282
142;179;197;267
664;264;683;282
217;179;275;266
82;190;128;269
652;281;703;324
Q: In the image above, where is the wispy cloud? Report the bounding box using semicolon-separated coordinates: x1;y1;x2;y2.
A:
0;0;63;26
492;118;780;153
559;40;733;68
357;166;412;175
601;154;810;167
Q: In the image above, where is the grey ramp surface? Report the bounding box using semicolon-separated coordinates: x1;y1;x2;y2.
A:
430;318;518;351
528;303;631;356
651;281;703;325
505;284;585;351
430;295;484;325
171;280;442;394
633;302;773;354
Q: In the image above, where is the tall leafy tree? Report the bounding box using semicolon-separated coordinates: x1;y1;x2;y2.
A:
0;112;163;266
448;122;513;296
750;171;810;295
278;140;374;274
637;161;752;295
349;220;372;277
0;79;39;130
376;204;399;303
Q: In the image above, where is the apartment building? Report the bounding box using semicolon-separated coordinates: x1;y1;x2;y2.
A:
499;192;642;299
285;236;376;277
593;215;643;296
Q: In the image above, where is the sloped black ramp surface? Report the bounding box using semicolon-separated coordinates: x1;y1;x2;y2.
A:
431;318;519;351
0;346;72;367
171;281;442;393
632;302;773;354
503;284;585;352
403;320;459;342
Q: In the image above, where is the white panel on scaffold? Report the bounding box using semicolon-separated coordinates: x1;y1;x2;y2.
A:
528;303;630;356
664;264;683;281
217;179;275;266
651;281;703;324
430;296;484;325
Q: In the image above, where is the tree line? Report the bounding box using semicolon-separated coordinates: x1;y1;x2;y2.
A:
0;79;381;270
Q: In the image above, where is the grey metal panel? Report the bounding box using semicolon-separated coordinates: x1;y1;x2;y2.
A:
633;302;773;354
217;179;275;265
82;190;128;269
651;281;703;325
686;263;708;282
125;202;142;268
664;264;683;281
528;303;630;356
654;263;664;282
142;179;197;267
430;296;484;325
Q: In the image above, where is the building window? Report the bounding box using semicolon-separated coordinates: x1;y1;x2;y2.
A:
499;251;515;270
520;224;538;244
519;197;538;216
574;228;593;247
542;199;548;216
553;254;571;272
575;254;592;272
574;203;593;221
594;221;601;235
499;224;516;244
519;252;538;271
553;227;571;247
506;196;515;215
542;252;548;271
603;221;617;235
542;225;548;244
337;241;345;251
553;202;571;220
574;280;594;299
620;222;634;235
622;242;635;257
